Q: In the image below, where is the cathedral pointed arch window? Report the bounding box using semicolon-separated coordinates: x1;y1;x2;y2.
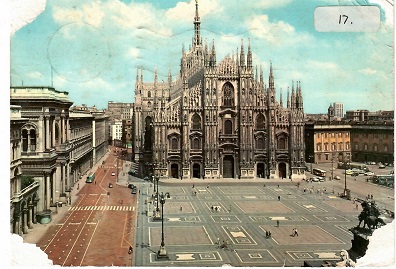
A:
192;137;201;149
170;137;179;150
191;113;201;130
256;114;265;130
222;82;234;107
278;137;286;150
224;119;233;135
257;137;265;149
148;91;151;98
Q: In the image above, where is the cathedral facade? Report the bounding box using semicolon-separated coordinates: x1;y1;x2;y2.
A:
132;2;305;180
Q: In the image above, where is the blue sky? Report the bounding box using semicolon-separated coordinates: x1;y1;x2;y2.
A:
10;0;394;113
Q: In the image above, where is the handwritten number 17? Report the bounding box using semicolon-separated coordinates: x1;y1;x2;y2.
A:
339;15;348;24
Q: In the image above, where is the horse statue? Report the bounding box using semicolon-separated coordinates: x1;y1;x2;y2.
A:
357;201;382;232
336;250;356;267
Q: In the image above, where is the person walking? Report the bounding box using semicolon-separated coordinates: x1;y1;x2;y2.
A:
294;228;299;236
278;195;281;201
276;220;280;227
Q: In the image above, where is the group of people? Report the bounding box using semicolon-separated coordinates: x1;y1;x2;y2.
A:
265;230;272;238
217;238;229;250
291;228;299;237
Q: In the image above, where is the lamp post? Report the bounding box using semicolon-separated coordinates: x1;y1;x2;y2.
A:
343;154;350;197
153;176;161;220
156;192;170;260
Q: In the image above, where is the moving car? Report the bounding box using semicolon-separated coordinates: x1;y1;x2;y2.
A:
334;175;341;180
364;171;374;176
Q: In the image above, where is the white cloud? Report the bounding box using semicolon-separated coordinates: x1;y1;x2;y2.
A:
359;68;377;75
254;0;293;9
246;15;313;46
307;60;338;70
165;0;221;22
10;0;47;34
127;48;140;59
27;71;43;79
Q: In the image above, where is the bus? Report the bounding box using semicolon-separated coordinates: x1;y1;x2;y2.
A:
312;168;326;177
86;172;95;183
372;175;394;188
338;162;368;171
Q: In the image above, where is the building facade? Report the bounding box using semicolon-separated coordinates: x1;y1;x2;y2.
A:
10;87;108;231
333;102;344;118
305;121;351;164
10;105;38;235
132;2;306;180
350;122;394;164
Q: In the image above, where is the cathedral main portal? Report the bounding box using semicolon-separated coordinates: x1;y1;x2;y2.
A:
223;155;234;178
192;163;201;178
171;164;179;178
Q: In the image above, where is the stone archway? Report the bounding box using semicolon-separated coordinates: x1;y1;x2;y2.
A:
278;162;287;179
192;163;201;178
257;163;265;178
223;155;234;178
171;163;179;178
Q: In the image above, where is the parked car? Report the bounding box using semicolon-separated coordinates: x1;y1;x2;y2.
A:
345;170;354;175
334;175;341;180
128;183;135;189
310;177;319;182
379;164;386;169
143;176;151;181
111;172;116;176
364;171;374;176
108;183;113;188
131;187;137;194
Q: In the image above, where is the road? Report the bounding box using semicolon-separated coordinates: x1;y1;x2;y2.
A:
35;147;137;266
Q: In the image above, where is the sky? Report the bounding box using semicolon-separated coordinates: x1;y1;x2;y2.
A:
9;0;395;113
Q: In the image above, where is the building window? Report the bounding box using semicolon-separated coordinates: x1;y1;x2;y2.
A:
338;143;343;151
364;143;368;150
373;144;378;151
346;142;350;150
224;120;233;134
257;138;265;149
384;144;389;152
338;133;342;137
325;133;328;138
316;143;321;151
324;143;329;151
192;138;200;149
191;114;201;130
331;133;335;138
170;138;178;150
317;133;320;139
331;143;336;151
256;114;265;130
222;82;234;107
278;137;286;150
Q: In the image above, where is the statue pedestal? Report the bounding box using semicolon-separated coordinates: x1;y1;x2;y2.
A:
349;228;370;260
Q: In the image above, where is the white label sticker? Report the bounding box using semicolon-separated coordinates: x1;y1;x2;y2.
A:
315;6;381;32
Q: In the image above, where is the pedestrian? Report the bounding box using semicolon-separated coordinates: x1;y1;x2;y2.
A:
217;238;220;247
276;220;280;227
263;184;266;187
207;184;210;189
192;184;195;188
128;246;133;254
215;206;218;213
277;184;279;188
292;228;295;236
211;205;214;212
195;191;197;196
77;183;80;190
294;228;298;236
268;230;271;238
180;206;183;211
278;195;281;201
371;194;373;199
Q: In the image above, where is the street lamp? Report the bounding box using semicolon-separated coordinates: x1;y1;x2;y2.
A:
343;155;350;197
153;176;161;220
156;192;170;260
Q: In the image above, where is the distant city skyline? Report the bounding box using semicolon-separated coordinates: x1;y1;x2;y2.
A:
10;0;394;113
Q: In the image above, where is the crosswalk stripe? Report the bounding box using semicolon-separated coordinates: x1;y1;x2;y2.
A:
68;205;133;211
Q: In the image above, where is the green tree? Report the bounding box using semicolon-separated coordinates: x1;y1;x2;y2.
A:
21;175;34;190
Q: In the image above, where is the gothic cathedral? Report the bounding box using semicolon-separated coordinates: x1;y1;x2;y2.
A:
132;1;305;180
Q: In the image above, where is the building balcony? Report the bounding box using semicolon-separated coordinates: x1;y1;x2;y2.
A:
11;181;40;203
21;148;57;160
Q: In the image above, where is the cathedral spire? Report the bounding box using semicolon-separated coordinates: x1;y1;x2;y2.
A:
154;66;158;88
236;47;239;67
140;67;144;82
269;61;274;90
211;39;216;66
193;0;201;47
168;66;172;86
247;38;252;68
240;39;245;67
287;87;290;108
280;88;283;107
